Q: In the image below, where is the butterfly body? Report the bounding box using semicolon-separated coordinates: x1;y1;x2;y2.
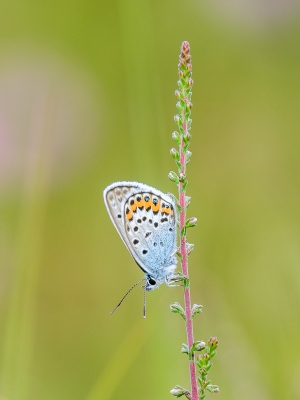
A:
103;181;177;291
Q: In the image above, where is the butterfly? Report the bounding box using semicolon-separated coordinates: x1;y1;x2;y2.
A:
103;181;178;315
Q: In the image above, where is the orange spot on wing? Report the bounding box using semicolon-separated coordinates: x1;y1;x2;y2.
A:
137;198;145;209
126;211;133;220
151;197;160;212
130;202;137;213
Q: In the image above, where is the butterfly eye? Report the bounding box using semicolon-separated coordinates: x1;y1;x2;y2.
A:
148;277;156;286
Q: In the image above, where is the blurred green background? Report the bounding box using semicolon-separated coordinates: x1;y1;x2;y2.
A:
1;0;300;399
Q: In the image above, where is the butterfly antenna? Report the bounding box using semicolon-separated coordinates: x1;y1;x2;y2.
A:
143;286;146;319
110;278;145;315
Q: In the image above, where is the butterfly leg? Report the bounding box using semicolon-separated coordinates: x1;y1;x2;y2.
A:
166;272;189;287
165;274;184;287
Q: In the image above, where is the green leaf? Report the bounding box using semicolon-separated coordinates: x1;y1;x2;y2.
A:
170;302;186;320
191;303;203;319
181;343;189;355
176;203;183;213
206;384;219;393
182;180;188;192
168;171;179;184
185;217;197;229
170;148;180;161
170;385;190;398
191;340;206;352
172;131;181;145
185;195;191;207
185;150;192;164
186;242;194;255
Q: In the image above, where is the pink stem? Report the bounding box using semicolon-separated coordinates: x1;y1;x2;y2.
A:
179;125;198;400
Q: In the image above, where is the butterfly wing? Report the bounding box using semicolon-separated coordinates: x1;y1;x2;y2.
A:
103;181;177;276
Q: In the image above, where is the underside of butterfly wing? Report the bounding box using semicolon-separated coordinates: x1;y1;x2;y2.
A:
123;190;177;281
103;181;177;281
103;182;140;262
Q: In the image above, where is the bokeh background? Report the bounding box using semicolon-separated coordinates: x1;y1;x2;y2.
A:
1;0;300;399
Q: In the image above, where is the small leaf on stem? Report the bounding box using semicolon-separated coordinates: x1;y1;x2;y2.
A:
191;340;206;352
186;150;192;164
206;384;220;393
172;131;181;145
170;386;191;399
170;148;180;161
185;217;197;228
168;171;179;184
181;343;189;355
185;195;191;207
191;303;203;318
170;302;186;320
186;242;194;255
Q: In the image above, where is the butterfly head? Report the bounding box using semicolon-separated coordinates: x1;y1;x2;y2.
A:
145;275;161;291
145;263;177;291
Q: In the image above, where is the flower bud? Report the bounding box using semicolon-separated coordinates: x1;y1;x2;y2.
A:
172;131;181;144
186;150;192;164
170;387;182;396
184;132;191;141
208;337;219;349
191;303;202;318
170;385;190;398
181;343;189;355
207;384;220;393
170;148;179;161
168;171;179;184
176;101;182;111
178;172;186;181
185;217;197;228
193;340;206;352
170;302;185;315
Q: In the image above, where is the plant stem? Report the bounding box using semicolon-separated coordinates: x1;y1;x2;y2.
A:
176;41;198;400
179;137;198;400
171;41;219;400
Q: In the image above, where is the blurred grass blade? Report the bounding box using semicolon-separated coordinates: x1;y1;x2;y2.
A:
2;86;54;400
85;317;150;400
117;0;168;179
